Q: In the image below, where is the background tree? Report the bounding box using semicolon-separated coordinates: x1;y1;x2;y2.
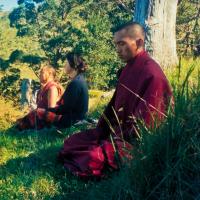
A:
176;0;200;56
4;0;200;90
134;0;179;67
0;11;43;60
9;0;133;89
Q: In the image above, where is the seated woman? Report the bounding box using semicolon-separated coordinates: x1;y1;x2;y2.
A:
37;65;63;109
17;53;89;130
47;53;89;128
17;65;63;130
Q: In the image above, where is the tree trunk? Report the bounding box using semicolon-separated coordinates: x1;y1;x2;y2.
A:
134;0;178;68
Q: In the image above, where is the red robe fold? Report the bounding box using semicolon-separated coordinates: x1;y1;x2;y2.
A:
58;51;173;178
16;81;62;130
37;81;63;109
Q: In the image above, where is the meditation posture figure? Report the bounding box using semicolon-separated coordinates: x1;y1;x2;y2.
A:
17;65;63;130
17;54;88;130
57;22;173;178
37;66;63;109
47;53;89;128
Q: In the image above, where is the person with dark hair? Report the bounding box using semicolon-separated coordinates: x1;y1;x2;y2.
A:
58;22;173;178
16;53;88;130
47;53;89;128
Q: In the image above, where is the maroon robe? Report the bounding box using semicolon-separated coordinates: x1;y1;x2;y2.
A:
58;51;173;178
37;81;63;109
16;81;63;130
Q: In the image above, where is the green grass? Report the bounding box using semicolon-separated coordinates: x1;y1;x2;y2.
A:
0;127;90;199
0;58;200;199
0;92;110;199
82;58;200;200
84;94;200;199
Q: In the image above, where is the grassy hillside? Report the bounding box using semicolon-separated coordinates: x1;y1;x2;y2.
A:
0;58;200;199
0;6;200;200
0;12;44;102
0;12;44;60
0;89;110;199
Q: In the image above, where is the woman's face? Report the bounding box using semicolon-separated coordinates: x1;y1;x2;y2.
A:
64;60;73;75
39;69;48;83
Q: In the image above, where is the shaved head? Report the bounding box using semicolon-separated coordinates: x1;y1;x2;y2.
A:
113;22;146;61
114;22;145;42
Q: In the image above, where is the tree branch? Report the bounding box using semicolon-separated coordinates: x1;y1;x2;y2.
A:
116;0;133;14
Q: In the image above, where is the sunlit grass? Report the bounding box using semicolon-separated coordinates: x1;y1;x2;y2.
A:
165;57;200;87
0;58;199;199
0;88;110;199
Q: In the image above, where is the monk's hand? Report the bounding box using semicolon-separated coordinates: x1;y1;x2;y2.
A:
28;106;34;112
37;108;46;113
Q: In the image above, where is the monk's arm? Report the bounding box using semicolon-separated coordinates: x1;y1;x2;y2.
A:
133;76;170;128
48;86;59;108
122;76;172;140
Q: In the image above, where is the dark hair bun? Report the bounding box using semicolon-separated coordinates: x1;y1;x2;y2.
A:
77;60;87;73
66;53;88;73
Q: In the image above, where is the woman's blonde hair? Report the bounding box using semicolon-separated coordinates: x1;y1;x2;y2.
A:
40;65;64;95
40;65;58;85
40;65;56;79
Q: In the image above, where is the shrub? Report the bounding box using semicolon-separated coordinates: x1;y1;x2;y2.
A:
0;68;21;101
9;50;24;63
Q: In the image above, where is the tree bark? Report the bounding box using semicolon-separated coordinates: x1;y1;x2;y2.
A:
134;0;179;68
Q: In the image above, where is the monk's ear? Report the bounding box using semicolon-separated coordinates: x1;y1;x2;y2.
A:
136;39;144;49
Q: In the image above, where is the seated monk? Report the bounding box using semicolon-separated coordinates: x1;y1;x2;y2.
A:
16;65;63;130
37;65;63;108
17;53;89;130
57;22;173;178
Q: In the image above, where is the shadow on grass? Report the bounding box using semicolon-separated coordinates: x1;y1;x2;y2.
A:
4;125;66;137
0;145;92;198
0;104;106;199
1;145;63;176
0;126;95;199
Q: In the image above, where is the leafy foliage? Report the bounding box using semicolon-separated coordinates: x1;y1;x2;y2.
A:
6;0;200;88
8;0;133;89
0;58;9;71
0;68;21;100
9;50;24;63
177;0;200;56
0;12;43;60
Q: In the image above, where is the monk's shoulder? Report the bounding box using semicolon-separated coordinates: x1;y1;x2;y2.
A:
143;56;161;71
143;57;166;80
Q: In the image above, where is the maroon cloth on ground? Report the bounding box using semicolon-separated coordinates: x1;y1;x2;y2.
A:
16;81;62;130
16;109;61;130
58;51;173;178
